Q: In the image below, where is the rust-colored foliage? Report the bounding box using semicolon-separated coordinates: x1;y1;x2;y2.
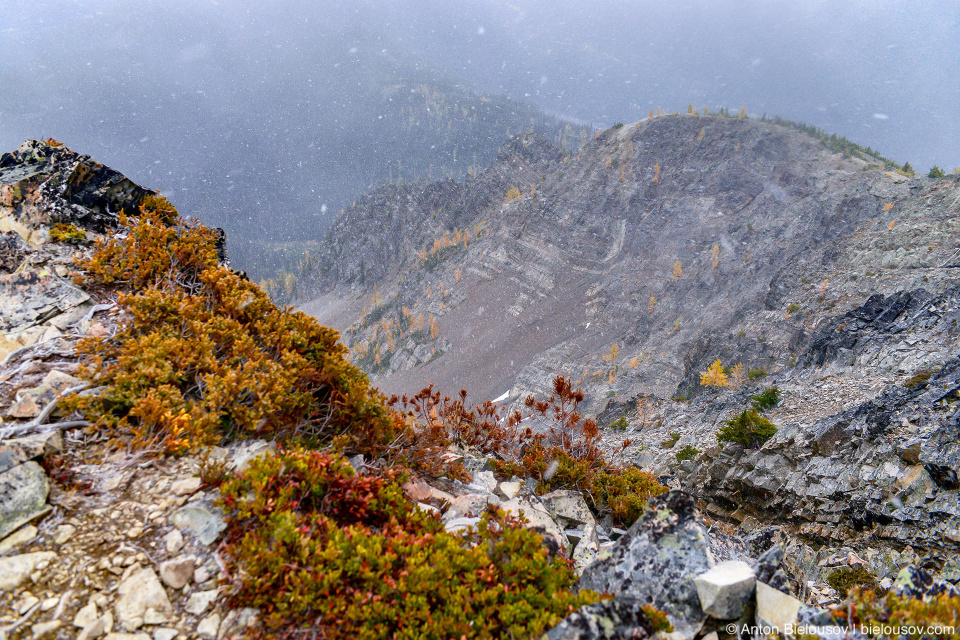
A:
217;445;604;640
393;376;667;527
65;197;403;456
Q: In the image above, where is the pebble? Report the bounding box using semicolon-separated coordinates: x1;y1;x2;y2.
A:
164;530;184;554
53;524;76;545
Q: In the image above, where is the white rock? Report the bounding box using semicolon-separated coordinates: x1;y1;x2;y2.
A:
171;477;201;496
694;560;756;619
0;551;57;591
495;481;523;500
76;617;107;640
159;557;194;589
0;524;38;554
755;581;802;634
164;529;184;554
415;502;440;515
443;517;480;533
152;629;178;640
29;620;62;638
114;567;172;630
52;524;76;545
74;601;99;629
540;490;596;528
197;614;220;639
185;589;220;615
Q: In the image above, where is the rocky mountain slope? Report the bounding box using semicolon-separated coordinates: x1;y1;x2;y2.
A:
297;114;960;587
1;137;959;640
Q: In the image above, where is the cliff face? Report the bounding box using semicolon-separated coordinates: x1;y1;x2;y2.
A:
299;115;960;555
299;115;953;408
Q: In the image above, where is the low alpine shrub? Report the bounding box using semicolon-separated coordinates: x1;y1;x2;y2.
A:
717;409;777;448
750;386;780;412
217;445;603;639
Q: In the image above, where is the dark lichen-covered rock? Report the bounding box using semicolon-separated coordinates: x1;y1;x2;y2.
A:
0;230;31;273
577;491;712;639
543;598;671;640
0;139;152;236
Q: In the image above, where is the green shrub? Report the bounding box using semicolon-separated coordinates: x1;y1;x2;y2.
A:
827;566;881;598
786;303;801;315
717;410;777;448
675;445;701;463
611;415;629;431
750;386;780;412
929;165;946;178
747;369;768;380
218;445;604;639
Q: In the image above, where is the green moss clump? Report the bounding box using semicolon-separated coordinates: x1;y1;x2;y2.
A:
660;432;681;448
219;445;604;639
904;369;936;390
717;409;777;448
828;566;881;598
611;415;629;431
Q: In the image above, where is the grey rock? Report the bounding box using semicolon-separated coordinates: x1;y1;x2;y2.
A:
0;461;50;541
578;491;712;639
693;560;756;620
541;490;597;528
170;500;226;546
544;598;670;640
0;270;89;334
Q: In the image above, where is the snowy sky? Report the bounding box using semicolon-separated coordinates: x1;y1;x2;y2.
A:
1;0;957;240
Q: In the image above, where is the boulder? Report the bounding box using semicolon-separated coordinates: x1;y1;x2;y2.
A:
577;491;713;639
693;560;756;619
544;598;671;640
0;461;50;540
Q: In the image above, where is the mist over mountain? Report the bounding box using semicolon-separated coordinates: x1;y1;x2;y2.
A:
1;0;958;279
